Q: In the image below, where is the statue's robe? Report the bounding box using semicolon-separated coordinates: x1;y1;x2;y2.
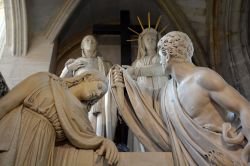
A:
0;73;105;166
132;54;167;90
126;55;168;151
111;67;245;165
161;79;244;165
110;67;171;152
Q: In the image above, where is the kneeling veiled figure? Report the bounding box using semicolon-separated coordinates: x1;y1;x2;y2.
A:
0;71;118;166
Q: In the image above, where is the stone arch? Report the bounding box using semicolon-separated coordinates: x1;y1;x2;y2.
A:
4;0;27;56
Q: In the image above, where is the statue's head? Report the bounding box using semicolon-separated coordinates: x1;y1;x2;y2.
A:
142;28;158;50
137;28;161;59
64;70;108;109
158;31;193;68
81;35;97;57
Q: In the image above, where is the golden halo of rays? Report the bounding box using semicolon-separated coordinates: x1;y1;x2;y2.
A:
128;27;140;35
127;13;169;42
148;12;151;29
155;15;162;30
159;24;169;34
137;16;144;30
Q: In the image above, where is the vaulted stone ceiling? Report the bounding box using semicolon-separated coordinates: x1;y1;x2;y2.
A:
3;0;250;99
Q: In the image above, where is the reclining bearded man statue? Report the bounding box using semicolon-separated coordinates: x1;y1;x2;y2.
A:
111;31;250;165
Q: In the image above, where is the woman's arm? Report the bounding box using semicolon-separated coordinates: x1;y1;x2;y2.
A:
124;64;165;79
60;66;73;78
0;72;48;119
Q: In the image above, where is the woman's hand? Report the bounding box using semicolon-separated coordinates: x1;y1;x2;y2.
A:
96;139;119;165
122;65;137;79
67;60;87;72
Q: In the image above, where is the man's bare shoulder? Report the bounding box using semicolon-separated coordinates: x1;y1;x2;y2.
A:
194;67;227;91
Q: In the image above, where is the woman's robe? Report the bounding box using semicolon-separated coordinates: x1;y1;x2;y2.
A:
0;72;105;166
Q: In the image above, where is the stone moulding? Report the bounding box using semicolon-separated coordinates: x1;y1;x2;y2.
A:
4;0;27;56
44;0;81;43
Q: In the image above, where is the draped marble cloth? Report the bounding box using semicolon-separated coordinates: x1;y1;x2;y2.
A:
0;73;105;166
130;55;169;151
132;54;167;90
161;79;244;165
109;66;171;152
110;66;244;165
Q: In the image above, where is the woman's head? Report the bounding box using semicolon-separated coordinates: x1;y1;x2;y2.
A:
81;35;97;57
64;70;108;107
137;28;161;59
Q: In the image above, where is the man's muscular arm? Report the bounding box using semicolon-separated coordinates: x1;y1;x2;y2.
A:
197;68;250;116
197;68;250;154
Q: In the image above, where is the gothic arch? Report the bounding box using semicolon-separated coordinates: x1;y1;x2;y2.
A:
44;0;81;43
4;0;27;56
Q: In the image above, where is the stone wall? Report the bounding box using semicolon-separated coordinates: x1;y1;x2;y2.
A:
0;36;54;88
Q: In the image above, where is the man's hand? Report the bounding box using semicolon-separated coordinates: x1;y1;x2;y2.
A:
96;139;119;165
112;66;125;88
239;111;250;163
203;123;222;133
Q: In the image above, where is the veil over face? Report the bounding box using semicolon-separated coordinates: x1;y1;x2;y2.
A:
137;28;161;60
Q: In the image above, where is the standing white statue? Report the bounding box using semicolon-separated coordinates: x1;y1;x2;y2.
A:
124;14;169;151
111;31;250;165
132;28;167;90
60;35;112;137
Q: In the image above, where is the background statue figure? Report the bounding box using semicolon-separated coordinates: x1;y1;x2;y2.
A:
0;71;118;166
60;35;114;138
122;24;169;151
132;27;167;89
111;31;250;165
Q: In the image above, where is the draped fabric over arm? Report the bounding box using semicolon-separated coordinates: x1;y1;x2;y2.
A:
109;65;171;151
105;71;118;140
161;79;244;166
